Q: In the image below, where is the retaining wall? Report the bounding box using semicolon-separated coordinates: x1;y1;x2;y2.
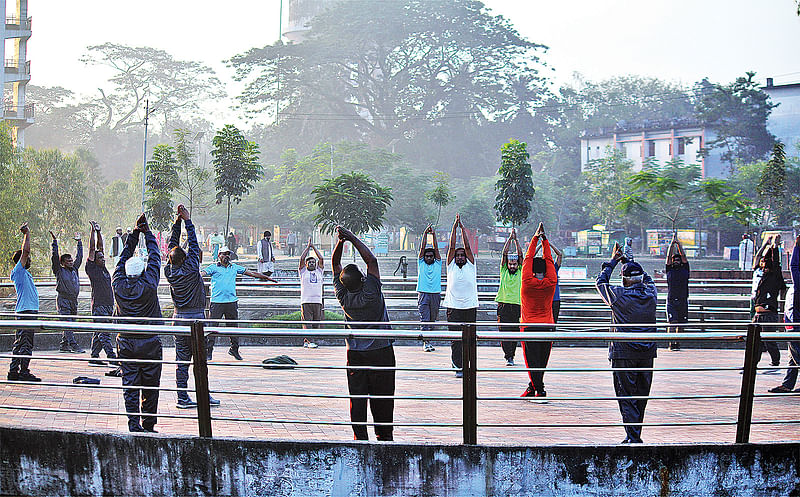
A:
1;427;798;496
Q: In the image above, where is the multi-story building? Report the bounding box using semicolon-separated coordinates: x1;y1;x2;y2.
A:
762;78;800;158
1;0;33;146
580;118;727;178
283;0;338;43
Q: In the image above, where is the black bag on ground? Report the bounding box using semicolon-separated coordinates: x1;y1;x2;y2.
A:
261;355;298;369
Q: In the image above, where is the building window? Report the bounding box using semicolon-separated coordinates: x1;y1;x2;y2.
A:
648;140;656;157
678;138;685;155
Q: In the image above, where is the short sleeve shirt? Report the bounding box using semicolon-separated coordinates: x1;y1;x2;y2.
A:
203;263;246;303
495;265;521;305
666;262;690;301
443;260;478;309
10;260;38;312
299;267;324;304
416;258;442;293
333;273;392;351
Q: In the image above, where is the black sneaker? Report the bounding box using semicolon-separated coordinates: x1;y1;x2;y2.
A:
208;396;221;406
129;424;145;433
142;426;158;433
18;372;41;382
769;385;793;393
176;398;198;409
88;360;107;367
228;347;243;361
6;371;19;381
521;386;536;398
59;347;71;353
70;346;86;354
105;368;123;377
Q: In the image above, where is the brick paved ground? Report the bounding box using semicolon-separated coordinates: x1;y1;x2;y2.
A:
0;343;798;445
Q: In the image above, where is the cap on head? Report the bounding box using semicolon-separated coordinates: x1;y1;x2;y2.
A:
125;257;146;278
219;246;231;254
507;253;519;262
622;261;644;277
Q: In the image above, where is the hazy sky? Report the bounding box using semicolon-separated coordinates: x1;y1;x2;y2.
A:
25;0;800;114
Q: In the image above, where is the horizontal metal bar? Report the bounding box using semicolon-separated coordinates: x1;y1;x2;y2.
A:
0;379;191;393
207;389;461;400
208;415;462;427
477;421;739;428
0;404;198;419
478;366;744;373
477;394;741;401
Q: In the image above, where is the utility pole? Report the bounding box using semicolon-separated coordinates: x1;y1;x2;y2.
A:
141;99;150;213
276;0;283;125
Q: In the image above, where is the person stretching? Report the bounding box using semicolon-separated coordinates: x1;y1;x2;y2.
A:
496;228;523;366
8;222;41;382
85;221;118;366
417;224;442;353
50;229;84;353
443;214;478;378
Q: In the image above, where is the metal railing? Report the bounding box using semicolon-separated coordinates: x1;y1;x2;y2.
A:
5;16;32;30
0;316;795;444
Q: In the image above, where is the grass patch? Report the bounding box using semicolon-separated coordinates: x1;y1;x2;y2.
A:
256;310;345;328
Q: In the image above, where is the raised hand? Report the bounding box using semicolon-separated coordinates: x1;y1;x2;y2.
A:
73;232;82;241
308;236;313;247
19;222;29;235
336;225;354;241
49;230;56;241
455;213;461;227
177;204;190;221
510;228;517;240
612;242;623;261
136;213;149;232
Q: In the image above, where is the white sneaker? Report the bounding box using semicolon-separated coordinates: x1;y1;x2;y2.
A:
423;341;435;352
304;340;318;349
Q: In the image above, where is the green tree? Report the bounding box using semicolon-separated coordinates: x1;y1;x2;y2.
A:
494;139;534;228
173;128;212;214
27;148;87;237
0;124;38;273
145;144;178;231
756;142;787;225
426;172;454;226
312;172;393;235
582;147;633;227
701;179;761;228
211;125;263;236
618;159;704;233
694;72;776;167
460;196;495;235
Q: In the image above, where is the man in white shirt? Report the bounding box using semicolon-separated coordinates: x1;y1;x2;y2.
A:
257;231;276;276
739;234;755;271
443;214;478;378
299;237;324;348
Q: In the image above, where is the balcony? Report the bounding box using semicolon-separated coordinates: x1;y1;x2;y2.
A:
3;103;35;127
5;16;31;30
4;59;31;81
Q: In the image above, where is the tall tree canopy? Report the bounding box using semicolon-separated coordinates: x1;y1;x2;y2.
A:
230;0;550;176
212;125;263;236
312;172;393;235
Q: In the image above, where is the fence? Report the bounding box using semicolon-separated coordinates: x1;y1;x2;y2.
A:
0;315;796;445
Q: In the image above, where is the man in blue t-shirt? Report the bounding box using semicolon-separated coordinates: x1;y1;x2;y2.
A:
416;224;442;352
202;246;275;362
8;222;41;382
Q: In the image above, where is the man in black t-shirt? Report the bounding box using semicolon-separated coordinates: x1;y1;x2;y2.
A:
665;235;689;351
332;225;395;441
85;222;118;366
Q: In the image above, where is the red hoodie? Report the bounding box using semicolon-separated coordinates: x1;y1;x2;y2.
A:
520;236;557;325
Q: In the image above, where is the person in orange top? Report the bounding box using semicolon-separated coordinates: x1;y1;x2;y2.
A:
520;222;557;398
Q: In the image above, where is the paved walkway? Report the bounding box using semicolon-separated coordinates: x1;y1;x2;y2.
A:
0;344;798;445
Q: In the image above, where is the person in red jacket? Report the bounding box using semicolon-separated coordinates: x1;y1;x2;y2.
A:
520;222;557;398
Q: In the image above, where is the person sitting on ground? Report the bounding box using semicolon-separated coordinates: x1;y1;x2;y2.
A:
770;235;800;393
85;221;118;366
164;205;211;409
519;223;557;398
112;213;163;433
8;222;41;382
202;245;276;362
50;229;85;353
417;224;442;353
443;214;478;378
332;225;395;441
257;231;276;276
299;237;324;349
665;234;689;352
496;228;523;367
753;242;787;373
596;242;658;444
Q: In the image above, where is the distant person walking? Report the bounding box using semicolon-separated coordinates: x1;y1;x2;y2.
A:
208;232;224;260
623;237;635;262
50;229;84;353
85;221;118;366
665;234;689;351
257;231;276;276
769;235;800;393
739;234;755;271
164;205;210;408
286;230;298;257
519;223;557;397
299;237;324;348
112;213;163;433
417;224;442;353
7;222;41;382
496;228;522;366
443;214;477;378
226;231;238;260
332;225;395;441
596;242;658;444
111;226;125;268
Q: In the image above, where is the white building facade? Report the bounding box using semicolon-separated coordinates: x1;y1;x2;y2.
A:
1;0;33;146
580;119;726;178
762;79;800;158
283;0;339;43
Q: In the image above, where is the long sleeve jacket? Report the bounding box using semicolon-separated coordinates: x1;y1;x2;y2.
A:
52;239;82;300
112;230;162;331
520;236;557;325
787;243;799;331
596;258;658;360
164;219;206;312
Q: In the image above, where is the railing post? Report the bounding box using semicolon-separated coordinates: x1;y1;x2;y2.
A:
191;320;213;438
736;322;760;443
461;322;477;445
